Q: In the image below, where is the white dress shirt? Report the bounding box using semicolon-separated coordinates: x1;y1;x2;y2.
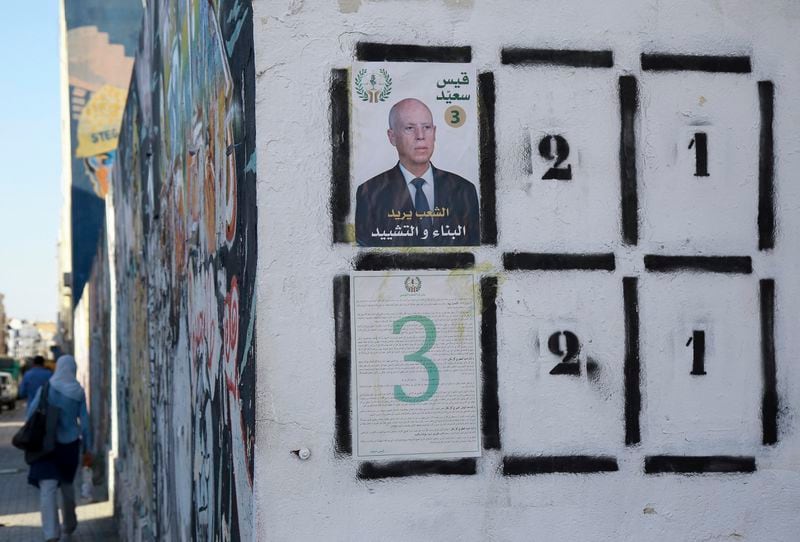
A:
398;163;435;209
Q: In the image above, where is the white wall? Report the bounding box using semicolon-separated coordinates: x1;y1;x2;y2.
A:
73;292;90;393
254;1;800;540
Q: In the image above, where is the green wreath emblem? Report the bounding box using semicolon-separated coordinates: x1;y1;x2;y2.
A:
354;68;393;102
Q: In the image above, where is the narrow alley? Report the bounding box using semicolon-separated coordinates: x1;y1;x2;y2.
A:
0;404;117;542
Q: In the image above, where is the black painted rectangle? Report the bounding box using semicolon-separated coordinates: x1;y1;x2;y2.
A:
354;252;475;271
333;275;352;455
644;255;752;274
356;42;471;63
644;456;756;474
758;81;775;250
623;277;641;445
478;72;498;245
357;458;477;479
760;279;778;445
619;76;639;246
503;252;615;272
330;69;350;244
503;455;619;475
641;54;751;73
480;276;501;450
501;48;613;68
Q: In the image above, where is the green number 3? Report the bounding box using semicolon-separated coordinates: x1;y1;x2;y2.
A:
392;315;439;403
450;110;460;124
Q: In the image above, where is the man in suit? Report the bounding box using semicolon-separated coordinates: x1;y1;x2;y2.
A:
355;98;479;246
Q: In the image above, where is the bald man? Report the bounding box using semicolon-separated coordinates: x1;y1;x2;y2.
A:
355;98;479;246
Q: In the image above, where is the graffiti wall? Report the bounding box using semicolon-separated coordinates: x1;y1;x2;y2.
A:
73;221;112;488
63;0;141;305
112;0;256;540
254;1;800;540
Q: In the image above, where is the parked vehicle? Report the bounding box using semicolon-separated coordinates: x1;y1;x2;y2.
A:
0;357;21;381
0;371;18;411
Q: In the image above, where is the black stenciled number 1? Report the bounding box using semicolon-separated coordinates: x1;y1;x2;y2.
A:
689;132;709;177
539;135;572;180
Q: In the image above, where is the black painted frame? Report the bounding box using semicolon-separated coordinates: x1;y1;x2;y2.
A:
333;271;501;477
330;42;497;246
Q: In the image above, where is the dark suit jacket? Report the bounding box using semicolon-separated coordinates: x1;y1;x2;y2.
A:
355;163;479;246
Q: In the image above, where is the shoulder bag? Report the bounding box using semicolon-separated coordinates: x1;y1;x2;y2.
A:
12;383;59;464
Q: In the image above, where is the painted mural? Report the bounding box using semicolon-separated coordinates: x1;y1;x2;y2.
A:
112;0;257;540
64;0;141;304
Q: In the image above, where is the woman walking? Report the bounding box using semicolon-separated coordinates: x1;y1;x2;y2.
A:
26;355;93;542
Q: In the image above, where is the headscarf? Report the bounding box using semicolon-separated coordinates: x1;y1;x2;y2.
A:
49;355;84;401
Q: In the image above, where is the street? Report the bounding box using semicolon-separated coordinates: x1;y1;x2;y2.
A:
0;402;117;541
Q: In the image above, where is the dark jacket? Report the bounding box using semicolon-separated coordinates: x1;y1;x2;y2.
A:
355;163;479;246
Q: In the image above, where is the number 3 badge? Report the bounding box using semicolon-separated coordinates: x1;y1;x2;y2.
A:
444;105;466;128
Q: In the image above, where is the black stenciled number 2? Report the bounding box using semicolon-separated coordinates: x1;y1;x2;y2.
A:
548;330;580;376
539;135;572;180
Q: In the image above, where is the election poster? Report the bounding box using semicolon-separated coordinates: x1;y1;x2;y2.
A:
351;62;480;247
351;271;481;460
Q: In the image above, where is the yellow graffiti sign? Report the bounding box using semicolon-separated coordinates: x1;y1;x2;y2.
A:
76;85;127;157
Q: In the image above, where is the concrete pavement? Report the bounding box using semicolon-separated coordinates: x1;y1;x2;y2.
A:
0;401;117;542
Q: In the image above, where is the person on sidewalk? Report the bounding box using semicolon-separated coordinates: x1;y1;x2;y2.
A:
19;356;52;410
25;355;93;542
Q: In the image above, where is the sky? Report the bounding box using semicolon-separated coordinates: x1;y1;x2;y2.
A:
0;3;62;322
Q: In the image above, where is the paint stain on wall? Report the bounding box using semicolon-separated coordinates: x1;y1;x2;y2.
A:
338;0;362;14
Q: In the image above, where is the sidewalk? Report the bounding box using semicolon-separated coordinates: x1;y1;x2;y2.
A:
0;402;117;542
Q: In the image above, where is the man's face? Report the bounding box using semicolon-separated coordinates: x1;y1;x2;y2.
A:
387;101;436;170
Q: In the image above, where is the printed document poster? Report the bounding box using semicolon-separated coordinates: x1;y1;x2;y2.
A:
351;271;481;460
351;62;480;247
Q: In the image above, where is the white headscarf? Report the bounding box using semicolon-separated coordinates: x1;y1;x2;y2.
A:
49;355;84;401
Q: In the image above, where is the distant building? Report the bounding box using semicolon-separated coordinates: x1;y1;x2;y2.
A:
34;322;58;359
0;294;7;356
6;318;44;361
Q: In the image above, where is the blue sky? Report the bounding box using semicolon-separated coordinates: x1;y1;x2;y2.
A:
0;3;61;322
